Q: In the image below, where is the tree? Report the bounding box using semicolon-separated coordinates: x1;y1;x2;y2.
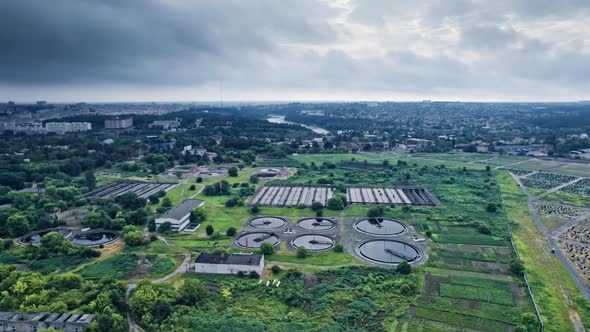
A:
486;203;498;213
6;213;31;236
315;209;323;217
260;242;275;255
367;206;384;218
334;242;344;252
123;230;143;246
225;196;240;207
509;258;525;275
148;195;160;204
41;232;66;253
96;306;127;332
189;184;196;191
396;261;412;274
205;224;214;236
327;197;344;210
228;167;238;177
250;205;260;214
161;197;172;208
177;279;206;305
311;201;323;211
158;222;172;233
271;265;281;274
249;175;259;184
189;208;207;224
196;177;203;183
226;227;237;237
297;246;308;258
85;171;96;191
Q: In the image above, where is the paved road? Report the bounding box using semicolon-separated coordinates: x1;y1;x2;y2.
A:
536;177;585;199
153;253;191;284
510;172;590;302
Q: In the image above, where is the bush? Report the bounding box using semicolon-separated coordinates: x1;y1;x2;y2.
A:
311;201;323;211
225;196;240;207
367;206;384;218
271;265;281;274
2;239;13;250
249;175;259;184
486;203;498;213
327;197;344;210
189;185;196;191
260;242;275;255
297;246;308;258
196;177;203;183
205;224;214;236
158;222;172;233
334;243;343;252
123;230;144;246
228;167;238;177
396;261;412;274
161;197;172;208
509;258;525;275
250;205;260;214
226;227;237;237
425;230;432;237
249;271;259;279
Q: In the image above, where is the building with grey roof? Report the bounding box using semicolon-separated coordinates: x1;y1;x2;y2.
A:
194;253;264;275
0;311;94;332
155;198;204;232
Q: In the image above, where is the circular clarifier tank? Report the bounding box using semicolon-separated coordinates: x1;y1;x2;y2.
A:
248;216;287;229
19;228;72;245
353;218;407;236
356;239;421;265
72;231;119;247
291;234;335;251
236;232;280;248
297;218;336;231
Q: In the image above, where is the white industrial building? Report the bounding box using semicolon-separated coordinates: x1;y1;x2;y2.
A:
45;122;91;133
194;253;264;275
104;117;133;129
155;199;204;231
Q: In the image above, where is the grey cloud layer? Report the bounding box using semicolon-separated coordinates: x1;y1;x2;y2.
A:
1;0;589;100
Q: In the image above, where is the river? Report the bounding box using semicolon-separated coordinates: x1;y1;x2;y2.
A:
267;115;330;135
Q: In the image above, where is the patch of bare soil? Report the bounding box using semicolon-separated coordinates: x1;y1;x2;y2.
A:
125;255;151;280
304;274;319;289
508;283;521;306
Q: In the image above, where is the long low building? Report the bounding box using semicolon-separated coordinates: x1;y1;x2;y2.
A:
0;312;94;332
194;253;264;275
155;199;204;231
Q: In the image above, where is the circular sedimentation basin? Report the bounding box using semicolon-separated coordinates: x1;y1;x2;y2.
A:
71;231;119;246
297;218;336;231
236;232;280;248
19;228;72;245
355;239;421;265
249;216;287;229
291;234;335;251
353;217;407;236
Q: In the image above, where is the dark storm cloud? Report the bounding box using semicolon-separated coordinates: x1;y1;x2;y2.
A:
0;0;338;85
1;0;589;101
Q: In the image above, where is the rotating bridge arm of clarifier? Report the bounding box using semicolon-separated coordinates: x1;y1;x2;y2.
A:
384;248;414;261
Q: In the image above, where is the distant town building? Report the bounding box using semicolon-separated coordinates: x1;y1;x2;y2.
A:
104;117;133;129
0;311;94;332
45;122;91;133
155;199;204;231
194;253;264;275
149;119;180;130
406;138;433;148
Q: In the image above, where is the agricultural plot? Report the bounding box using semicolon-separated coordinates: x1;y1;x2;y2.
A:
509;159;565;172
557;236;590;284
552;163;590;177
346;187;437;206
520;172;577;190
561;178;590;196
415;270;526;331
533;201;587;220
503;168;534;177
248;185;333;207
85;181;177;199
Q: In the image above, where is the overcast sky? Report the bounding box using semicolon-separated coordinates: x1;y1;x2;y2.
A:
1;0;589;102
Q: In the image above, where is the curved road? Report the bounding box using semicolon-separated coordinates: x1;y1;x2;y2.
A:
510;172;590;302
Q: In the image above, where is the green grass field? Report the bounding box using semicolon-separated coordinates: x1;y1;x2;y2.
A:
498;171;590;331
